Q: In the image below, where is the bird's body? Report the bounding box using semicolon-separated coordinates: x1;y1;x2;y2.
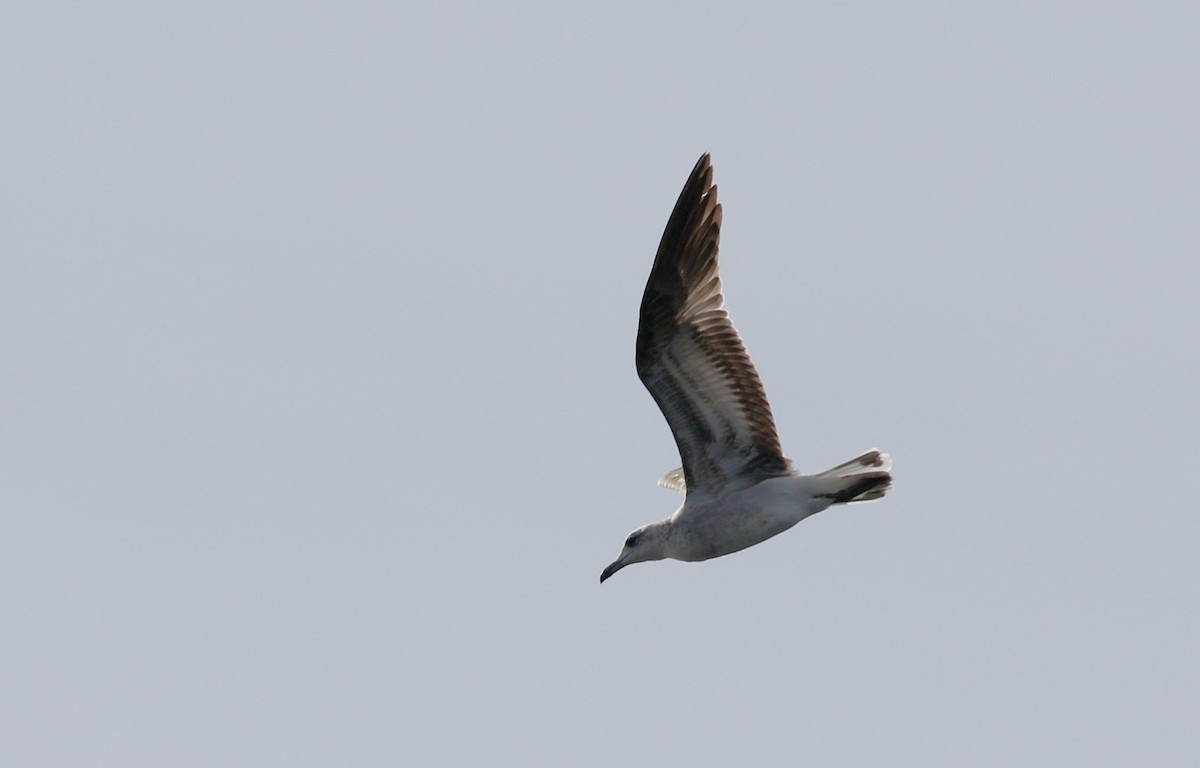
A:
665;475;830;562
601;154;892;583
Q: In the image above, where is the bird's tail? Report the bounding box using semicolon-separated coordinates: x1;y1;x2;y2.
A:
811;449;892;503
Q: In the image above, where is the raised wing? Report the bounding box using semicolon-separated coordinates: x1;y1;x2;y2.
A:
636;154;791;495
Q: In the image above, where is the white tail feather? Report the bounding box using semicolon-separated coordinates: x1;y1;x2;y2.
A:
812;449;892;503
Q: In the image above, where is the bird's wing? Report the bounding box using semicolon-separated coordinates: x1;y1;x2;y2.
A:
636;154;790;496
658;467;687;494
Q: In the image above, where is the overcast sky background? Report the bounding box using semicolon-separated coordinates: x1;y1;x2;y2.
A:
3;2;1199;765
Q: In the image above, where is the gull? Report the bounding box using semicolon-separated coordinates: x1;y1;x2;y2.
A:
600;154;892;583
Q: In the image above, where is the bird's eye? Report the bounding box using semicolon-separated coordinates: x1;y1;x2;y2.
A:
625;534;640;548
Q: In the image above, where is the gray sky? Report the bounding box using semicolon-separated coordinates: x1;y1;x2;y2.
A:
4;2;1198;765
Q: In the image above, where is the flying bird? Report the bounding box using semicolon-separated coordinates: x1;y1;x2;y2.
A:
601;154;892;583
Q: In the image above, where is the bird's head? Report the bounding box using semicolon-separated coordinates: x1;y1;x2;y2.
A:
600;522;669;583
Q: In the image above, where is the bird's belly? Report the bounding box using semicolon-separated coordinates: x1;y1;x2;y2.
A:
671;479;827;561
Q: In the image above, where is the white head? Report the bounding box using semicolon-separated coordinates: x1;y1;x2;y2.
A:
600;521;670;583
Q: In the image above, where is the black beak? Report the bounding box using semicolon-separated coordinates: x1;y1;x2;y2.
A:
600;559;626;583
